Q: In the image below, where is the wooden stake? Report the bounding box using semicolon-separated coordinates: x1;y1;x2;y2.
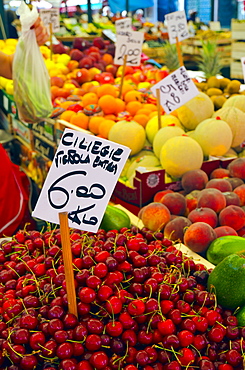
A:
59;212;78;318
49;23;53;61
118;55;127;99
156;88;161;130
176;36;183;67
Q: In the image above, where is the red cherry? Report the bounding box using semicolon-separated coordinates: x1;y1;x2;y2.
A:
127;299;145;316
177;348;195;366
90;351;109;369
158;319;176;336
78;287;96;303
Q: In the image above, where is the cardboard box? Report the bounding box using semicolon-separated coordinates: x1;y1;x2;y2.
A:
111;169;166;216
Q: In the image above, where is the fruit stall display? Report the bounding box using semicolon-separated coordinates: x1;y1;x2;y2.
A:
2;31;245;370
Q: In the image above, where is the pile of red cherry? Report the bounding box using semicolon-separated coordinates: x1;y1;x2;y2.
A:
0;225;244;370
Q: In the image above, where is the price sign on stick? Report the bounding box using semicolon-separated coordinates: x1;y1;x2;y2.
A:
151;66;199;114
115;17;132;35
114;31;144;66
165;10;189;44
32;129;130;233
40;8;60;33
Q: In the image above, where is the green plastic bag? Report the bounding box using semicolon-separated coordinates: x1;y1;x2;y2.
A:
13;2;52;124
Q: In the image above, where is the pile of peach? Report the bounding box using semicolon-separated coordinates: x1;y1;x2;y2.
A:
139;158;245;254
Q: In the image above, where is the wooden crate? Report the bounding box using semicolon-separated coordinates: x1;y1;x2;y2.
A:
181;37;232;61
230;60;243;79
231;19;245;40
231;41;245;60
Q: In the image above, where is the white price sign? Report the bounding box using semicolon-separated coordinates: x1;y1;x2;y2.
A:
39;8;60;33
32;129;130;232
165;10;189;44
241;57;245;83
115;17;132;35
151;66;199;114
114;31;144;66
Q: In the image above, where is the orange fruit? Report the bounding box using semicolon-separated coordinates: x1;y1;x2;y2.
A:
82;92;98;107
70;112;89;130
133;114;149;127
73;88;87;96
82;82;95;93
126;101;142;116
59;110;76;122
59;101;77;109
148;111;158;120
104;114;117;120
136;108;152;116
120;83;135;97
98;119;116;139
102;53;114;65
124;90;143;103
51;85;60;99
97;84;118;98
89;116;105;135
114;98;126;114
143;103;157;112
98;95;117;115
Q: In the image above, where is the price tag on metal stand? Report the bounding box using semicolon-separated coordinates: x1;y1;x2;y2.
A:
114;31;144;67
165;10;189;44
151;66;199;114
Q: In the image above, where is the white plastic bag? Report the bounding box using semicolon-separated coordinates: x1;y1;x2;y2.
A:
13;1;52;124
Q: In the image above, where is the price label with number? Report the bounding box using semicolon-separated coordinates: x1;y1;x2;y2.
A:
39;8;60;33
115;17;132;35
151;66;199;114
165;10;189;44
32;129;130;233
114;31;144;66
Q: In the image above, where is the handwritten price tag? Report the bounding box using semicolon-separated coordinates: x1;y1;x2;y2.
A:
151;66;199;114
115;17;132;35
114;31;144;66
165;10;189;44
39;8;60;33
32;129;130;232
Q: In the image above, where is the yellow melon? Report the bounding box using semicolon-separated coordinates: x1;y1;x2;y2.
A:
153;125;185;158
108;120;146;156
213;107;245;148
193;118;232;157
176;92;214;130
223;95;245;113
160;136;203;178
145;115;183;144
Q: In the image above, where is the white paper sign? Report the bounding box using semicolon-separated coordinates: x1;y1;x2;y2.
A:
165;10;189;44
114;31;144;66
32;129;130;232
39;8;60;33
241;57;245;83
151;66;199;114
115;17;132;35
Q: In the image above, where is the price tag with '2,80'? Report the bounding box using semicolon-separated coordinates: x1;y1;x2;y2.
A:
151;66;199;114
114;31;144;66
165;10;189;44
